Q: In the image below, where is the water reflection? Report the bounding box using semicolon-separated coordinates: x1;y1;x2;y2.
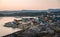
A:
0;17;21;36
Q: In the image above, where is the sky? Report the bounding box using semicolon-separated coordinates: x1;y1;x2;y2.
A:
0;0;60;10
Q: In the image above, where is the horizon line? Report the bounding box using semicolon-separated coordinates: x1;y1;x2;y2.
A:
0;8;60;11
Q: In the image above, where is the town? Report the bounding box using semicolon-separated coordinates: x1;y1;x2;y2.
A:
3;10;60;37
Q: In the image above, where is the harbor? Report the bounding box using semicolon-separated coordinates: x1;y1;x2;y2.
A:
3;14;60;37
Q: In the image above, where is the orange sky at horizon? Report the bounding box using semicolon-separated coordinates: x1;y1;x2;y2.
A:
0;0;60;10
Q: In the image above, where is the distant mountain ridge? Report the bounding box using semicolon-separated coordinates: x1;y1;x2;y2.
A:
0;9;60;14
0;9;60;16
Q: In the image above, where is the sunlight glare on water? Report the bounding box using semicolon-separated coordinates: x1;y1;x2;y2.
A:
0;17;21;36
